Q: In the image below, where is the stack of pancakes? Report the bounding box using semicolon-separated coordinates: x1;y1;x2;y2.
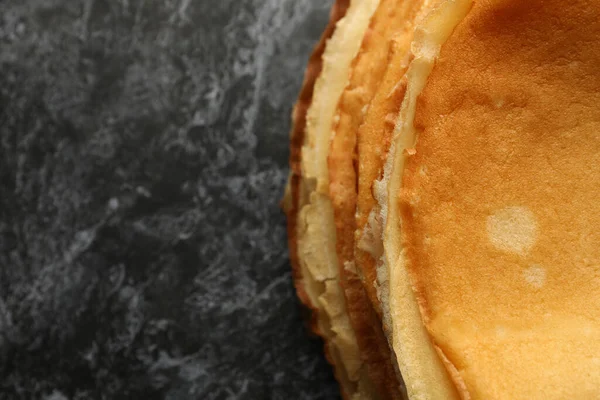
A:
283;0;600;398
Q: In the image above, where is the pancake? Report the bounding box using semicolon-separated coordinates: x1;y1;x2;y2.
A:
283;0;352;395
287;0;600;398
285;0;381;398
378;1;471;398
284;0;348;315
395;0;600;398
354;0;443;330
327;0;427;397
353;0;422;319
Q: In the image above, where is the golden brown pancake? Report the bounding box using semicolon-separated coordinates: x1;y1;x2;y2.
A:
353;21;412;319
379;1;471;399
327;0;425;397
290;1;471;398
285;0;382;398
284;0;348;319
283;0;353;396
353;0;428;322
289;0;600;398
397;0;600;398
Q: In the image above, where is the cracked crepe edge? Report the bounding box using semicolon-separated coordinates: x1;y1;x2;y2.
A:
282;0;350;394
283;0;380;398
352;0;430;334
326;0;424;398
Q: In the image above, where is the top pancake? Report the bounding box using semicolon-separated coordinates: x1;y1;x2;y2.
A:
379;1;473;399
398;0;600;398
353;0;423;320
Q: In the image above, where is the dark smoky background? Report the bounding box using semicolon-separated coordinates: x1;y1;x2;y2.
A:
0;0;339;399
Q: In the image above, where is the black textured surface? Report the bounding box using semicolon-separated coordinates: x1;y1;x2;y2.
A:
0;0;339;399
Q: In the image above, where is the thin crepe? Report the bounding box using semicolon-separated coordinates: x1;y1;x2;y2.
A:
378;1;471;399
283;0;353;396
327;0;430;397
398;0;600;398
353;0;423;321
285;0;381;398
289;0;600;398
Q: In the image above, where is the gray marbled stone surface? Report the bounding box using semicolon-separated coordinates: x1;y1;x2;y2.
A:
0;0;339;398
